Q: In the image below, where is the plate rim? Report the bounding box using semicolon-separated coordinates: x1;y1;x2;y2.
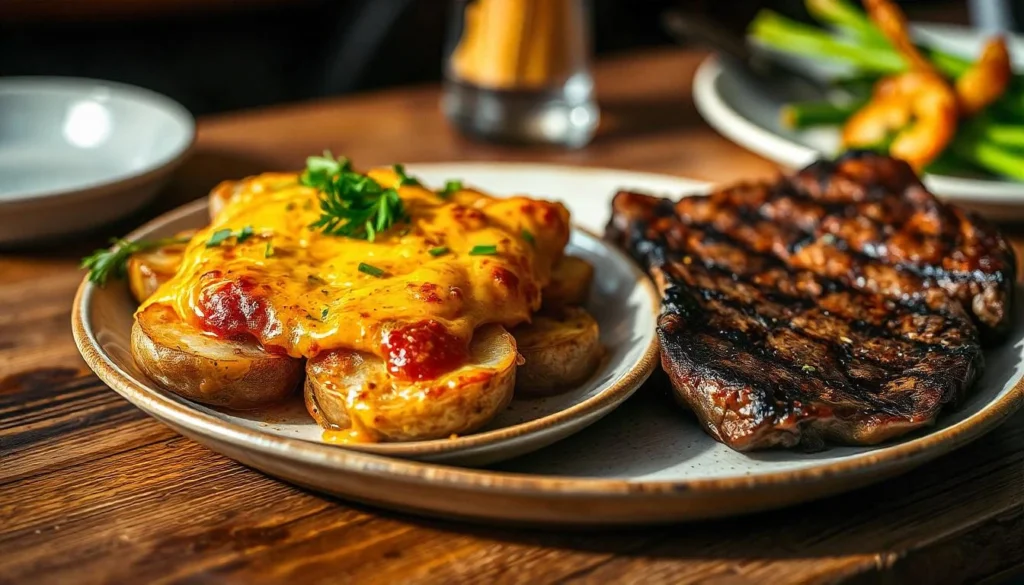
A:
0;76;196;205
72;162;1024;498
692;53;1024;203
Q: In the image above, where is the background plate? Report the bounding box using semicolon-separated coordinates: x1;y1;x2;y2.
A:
692;24;1024;218
74;163;1024;525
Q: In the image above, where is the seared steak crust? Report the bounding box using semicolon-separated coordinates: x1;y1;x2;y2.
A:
607;154;1010;450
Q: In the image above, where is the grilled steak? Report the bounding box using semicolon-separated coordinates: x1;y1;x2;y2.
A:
607;153;1014;450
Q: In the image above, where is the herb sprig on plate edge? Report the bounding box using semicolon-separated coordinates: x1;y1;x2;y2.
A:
81;236;192;286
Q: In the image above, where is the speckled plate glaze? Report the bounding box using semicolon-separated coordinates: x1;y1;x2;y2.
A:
74;163;1024;525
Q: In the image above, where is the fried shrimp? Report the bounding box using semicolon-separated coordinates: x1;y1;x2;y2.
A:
864;0;1011;118
863;0;936;73
842;71;959;170
956;36;1012;116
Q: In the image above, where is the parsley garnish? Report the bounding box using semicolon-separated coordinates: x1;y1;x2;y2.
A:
469;245;498;256
801;364;817;373
358;262;386;277
236;225;254;243
393;164;421;187
206;225;254;248
440;179;463;199
321;307;329;320
81;236;191;286
206;229;232;248
521;229;535;246
428;246;449;257
302;152;409;241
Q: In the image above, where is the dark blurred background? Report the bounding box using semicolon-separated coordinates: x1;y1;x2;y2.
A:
0;0;984;117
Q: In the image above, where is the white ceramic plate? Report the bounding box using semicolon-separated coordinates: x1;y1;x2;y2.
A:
73;163;679;465
693;24;1024;218
0;77;194;244
74;163;1024;525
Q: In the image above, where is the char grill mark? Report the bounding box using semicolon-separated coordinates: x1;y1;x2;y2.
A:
666;154;1015;339
606;154;1002;451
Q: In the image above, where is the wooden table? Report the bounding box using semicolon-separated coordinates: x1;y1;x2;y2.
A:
2;48;1023;585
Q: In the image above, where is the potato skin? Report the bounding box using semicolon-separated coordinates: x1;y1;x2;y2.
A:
511;306;602;396
208;180;240;220
126;230;194;303
131;304;303;409
542;256;595;309
304;324;517;442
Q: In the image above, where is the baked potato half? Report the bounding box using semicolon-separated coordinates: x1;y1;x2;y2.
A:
511;306;602;396
305;324;518;442
126;231;194;303
542;256;595;309
208;180;242;220
131;304;304;409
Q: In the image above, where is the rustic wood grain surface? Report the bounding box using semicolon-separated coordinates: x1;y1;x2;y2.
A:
2;48;1023;585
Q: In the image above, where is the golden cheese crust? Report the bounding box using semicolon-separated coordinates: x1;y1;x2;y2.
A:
141;168;571;382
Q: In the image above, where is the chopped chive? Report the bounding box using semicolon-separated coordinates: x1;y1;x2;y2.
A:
428;246;449;257
208;226;254;248
236;225;254;243
206;229;233;248
801;364;817;373
264;240;275;258
521;229;535;246
440;179;463;198
321;307;329;320
358;262;386;277
469;244;498;256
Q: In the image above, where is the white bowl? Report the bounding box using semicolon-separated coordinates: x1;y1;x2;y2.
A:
0;77;195;244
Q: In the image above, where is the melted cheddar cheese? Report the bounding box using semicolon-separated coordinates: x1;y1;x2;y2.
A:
141;167;570;381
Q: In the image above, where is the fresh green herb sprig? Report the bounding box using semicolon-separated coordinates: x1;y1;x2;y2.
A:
302;152;409;241
81;236;191;286
393;164;422;187
428;246;449;257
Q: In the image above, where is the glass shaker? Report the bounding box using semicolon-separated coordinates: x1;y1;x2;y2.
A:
442;0;600;148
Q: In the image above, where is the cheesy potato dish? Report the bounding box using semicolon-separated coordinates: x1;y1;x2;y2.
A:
88;156;601;443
